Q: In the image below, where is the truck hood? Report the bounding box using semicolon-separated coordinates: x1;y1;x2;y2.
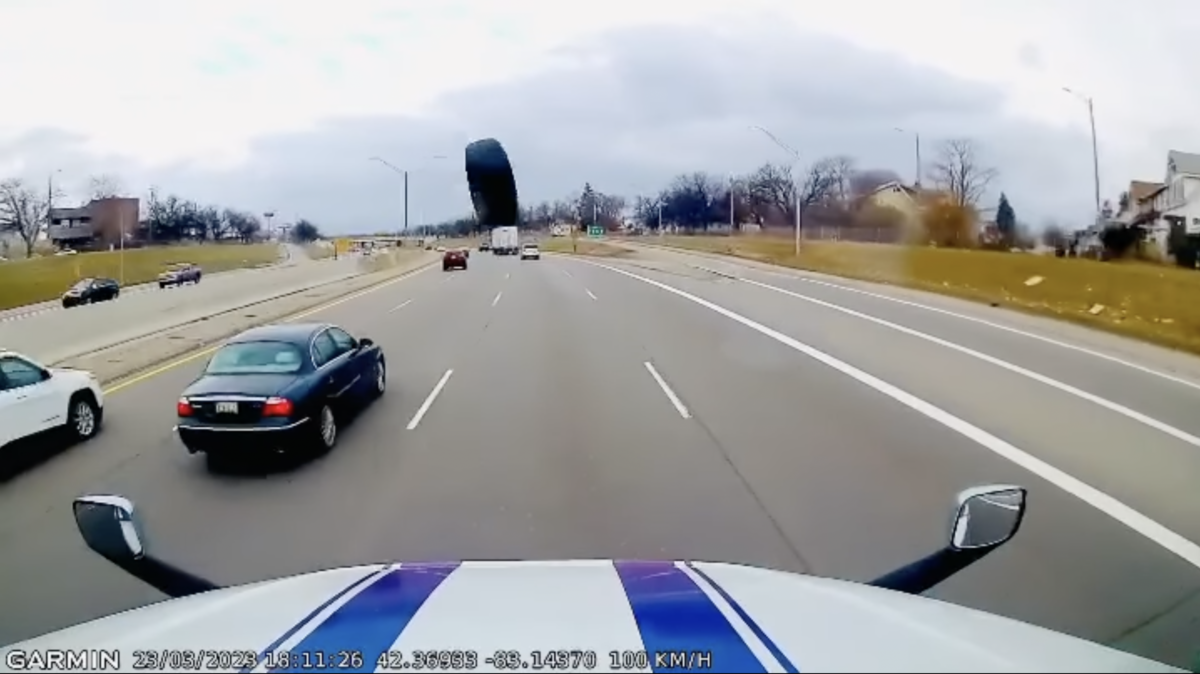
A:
0;560;1177;673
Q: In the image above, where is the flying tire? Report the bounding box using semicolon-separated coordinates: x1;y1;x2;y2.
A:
464;138;519;229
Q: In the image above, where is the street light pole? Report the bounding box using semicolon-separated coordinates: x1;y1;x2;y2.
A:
370;155;447;237
1063;87;1102;225
749;124;804;256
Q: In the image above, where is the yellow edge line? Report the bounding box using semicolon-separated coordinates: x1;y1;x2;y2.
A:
103;262;436;395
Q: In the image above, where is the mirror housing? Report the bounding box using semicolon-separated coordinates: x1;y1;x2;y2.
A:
868;484;1028;596
73;495;146;564
359;337;375;348
72;494;220;599
949;485;1026;551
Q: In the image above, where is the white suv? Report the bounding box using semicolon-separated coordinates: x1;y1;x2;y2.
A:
520;243;541;260
0;350;104;451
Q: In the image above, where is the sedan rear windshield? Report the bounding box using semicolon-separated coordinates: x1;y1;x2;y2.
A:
205;341;305;375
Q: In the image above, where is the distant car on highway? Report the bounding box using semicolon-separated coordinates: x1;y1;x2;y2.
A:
61;277;120;308
158;262;202;288
0;349;104;452
520;242;541;260
443;249;468;271
479;240;490;252
175;323;386;470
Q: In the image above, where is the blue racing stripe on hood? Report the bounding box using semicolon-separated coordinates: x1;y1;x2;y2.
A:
688;563;799;673
268;562;461;674
243;567;389;673
614;560;766;673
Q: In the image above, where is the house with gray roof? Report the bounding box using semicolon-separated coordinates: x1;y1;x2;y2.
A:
1125;150;1200;259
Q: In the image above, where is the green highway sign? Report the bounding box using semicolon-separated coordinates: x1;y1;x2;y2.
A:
588;225;603;238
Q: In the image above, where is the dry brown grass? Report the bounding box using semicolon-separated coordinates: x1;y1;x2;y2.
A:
649;234;1200;355
540;237;632;257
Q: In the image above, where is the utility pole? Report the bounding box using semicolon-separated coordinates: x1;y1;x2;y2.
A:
729;175;735;232
403;170;409;234
118;205;125;285
1087;97;1101;225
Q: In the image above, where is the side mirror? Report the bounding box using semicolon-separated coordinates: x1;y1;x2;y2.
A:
949;485;1026;550
72;494;221;599
868;483;1027;596
73;495;146;565
359;338;374;348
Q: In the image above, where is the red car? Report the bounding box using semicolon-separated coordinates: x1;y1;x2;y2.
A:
443;249;468;271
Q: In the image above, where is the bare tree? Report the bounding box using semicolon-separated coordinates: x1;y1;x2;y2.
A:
928;139;997;209
826;155;856;205
746;163;795;225
795;157;841;227
0;179;50;258
88;173;126;200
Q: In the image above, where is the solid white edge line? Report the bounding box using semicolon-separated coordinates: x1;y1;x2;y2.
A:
571;257;1200;570
586;289;598;300
388;299;413;313
492;291;504;307
740;276;1200;450
677;562;784;673
407;369;454;430
644;361;691;419
706;257;1200;393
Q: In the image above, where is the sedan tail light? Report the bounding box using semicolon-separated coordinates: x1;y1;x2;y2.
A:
262;397;294;417
176;398;194;417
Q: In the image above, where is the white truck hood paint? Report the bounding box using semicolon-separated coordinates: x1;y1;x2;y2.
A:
0;560;1179;673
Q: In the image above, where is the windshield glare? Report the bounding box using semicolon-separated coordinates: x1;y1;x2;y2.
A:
205;341;305;375
70;279;93;290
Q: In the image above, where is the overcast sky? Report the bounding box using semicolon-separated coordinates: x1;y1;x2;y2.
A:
0;0;1193;234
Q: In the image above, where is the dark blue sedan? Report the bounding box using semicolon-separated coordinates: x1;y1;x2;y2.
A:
175;322;386;470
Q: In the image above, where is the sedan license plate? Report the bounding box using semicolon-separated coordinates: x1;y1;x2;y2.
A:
215;401;239;414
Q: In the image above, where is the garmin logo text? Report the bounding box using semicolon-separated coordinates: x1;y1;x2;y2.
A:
5;648;122;671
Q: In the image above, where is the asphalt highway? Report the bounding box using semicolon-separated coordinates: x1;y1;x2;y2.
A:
0;248;1198;668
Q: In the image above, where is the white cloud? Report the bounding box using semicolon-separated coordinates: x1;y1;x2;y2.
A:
0;0;1195;227
0;0;743;165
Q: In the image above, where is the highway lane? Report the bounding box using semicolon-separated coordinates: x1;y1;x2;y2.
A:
558;255;1200;653
633;243;1200;433
615;246;1200;549
0;251;1195;667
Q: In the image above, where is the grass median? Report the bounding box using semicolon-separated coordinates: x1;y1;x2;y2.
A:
540;238;632;257
0;243;281;311
644;234;1200;356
